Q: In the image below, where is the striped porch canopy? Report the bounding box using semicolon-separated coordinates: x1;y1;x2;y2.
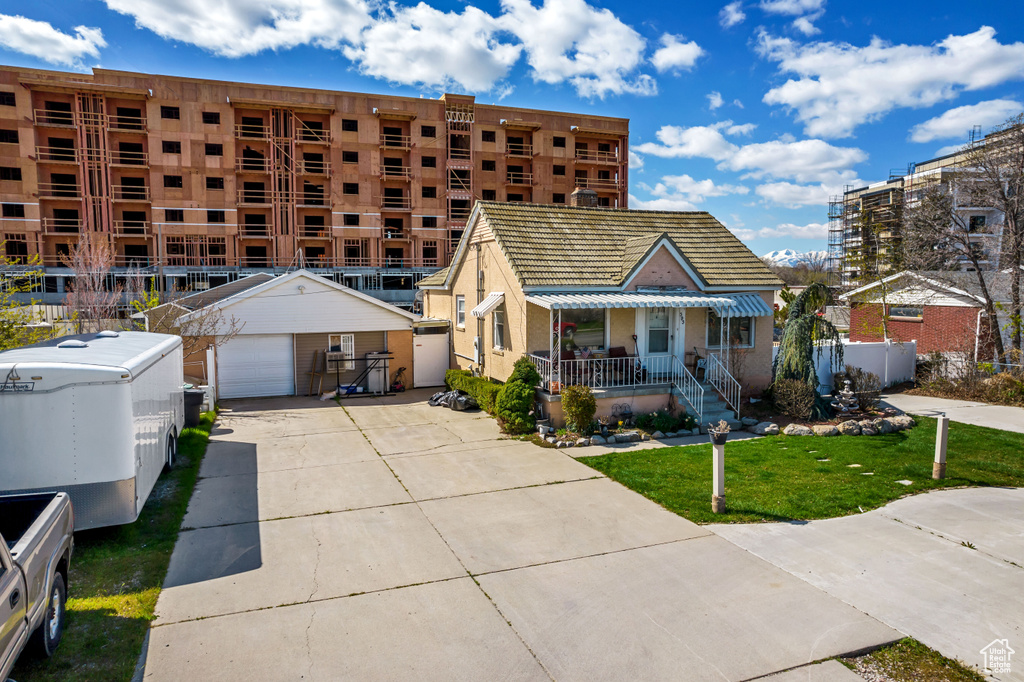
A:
524;290;771;313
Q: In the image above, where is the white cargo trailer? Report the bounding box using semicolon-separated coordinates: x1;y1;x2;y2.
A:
0;331;185;529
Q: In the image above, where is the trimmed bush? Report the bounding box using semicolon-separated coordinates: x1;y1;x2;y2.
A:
834;366;883;411
445;369;502;414
561;384;597;433
773;378;816;419
495;380;536;434
509;356;542;387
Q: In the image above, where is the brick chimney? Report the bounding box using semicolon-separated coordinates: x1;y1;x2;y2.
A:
569;188;599;207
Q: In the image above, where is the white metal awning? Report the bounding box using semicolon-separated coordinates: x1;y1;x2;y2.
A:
524;291;736;310
716;293;774;318
470;292;505;317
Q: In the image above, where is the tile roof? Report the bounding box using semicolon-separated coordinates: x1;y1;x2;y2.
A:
471;203;781;289
416;266;449;287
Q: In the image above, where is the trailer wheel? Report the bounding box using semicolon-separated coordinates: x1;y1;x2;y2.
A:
165;432;177;471
29;572;66;657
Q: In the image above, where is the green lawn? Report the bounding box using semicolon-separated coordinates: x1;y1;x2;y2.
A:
582;416;1024;524
12;412;216;682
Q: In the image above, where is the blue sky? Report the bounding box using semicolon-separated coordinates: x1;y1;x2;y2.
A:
2;0;1022;258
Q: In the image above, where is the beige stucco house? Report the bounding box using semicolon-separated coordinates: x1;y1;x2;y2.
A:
418;197;782;427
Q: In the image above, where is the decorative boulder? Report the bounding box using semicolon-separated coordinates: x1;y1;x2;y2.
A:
618;431;642;443
556;440;574;449
741;417;760;427
575;438;590;447
873;418;898;434
750;422;780;435
605;435;617;444
652;431;666;439
837;420;862;436
858;420;879;436
889;415;916;430
641;434;651;442
812;424;839;437
590;435;606;445
783;424;813;436
544;435;557;443
665;432;677;438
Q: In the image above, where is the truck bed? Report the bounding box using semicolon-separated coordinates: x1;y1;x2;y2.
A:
0;493;62;551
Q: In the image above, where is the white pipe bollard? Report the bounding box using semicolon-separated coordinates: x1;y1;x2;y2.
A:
712;442;726;513
933;414;949;480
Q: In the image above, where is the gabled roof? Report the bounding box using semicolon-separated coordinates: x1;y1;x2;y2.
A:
420;202;781;291
840;270;1013;304
164;273;277;311
179;269;420;323
416;266;449;288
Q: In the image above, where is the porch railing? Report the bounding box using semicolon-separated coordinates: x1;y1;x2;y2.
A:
706;353;741;419
671;356;704;423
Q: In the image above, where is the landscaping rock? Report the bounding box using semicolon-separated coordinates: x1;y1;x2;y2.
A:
589;435;606;445
741;417;760;427
605;435;617;444
837;420;861;436
575;438;590;447
858;420;879;436
618;431;642;443
556;440;573;449
750;422;780;435
544;435;557;443
812;424;839;437
665;431;677;438
652;431;666;439
691;427;701;436
873;418;898;434
783;424;813;436
641;434;651;441
889;415;916;430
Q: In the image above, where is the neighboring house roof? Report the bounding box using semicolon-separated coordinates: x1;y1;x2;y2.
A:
164;273;277;311
840;270;1013;305
178;269;420;324
823;305;851;331
416;266;449;288
420;202;782;291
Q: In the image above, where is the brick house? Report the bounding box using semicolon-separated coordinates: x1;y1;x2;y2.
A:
417;196;781;427
840;271;1013;359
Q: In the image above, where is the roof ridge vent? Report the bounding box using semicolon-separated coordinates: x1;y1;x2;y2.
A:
57;339;88;349
95;330;120;338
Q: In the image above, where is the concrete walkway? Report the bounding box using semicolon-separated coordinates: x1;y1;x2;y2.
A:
881;392;1024;434
712;488;1024;681
142;391;900;681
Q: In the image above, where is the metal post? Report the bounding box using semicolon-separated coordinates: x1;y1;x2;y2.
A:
933;414;949;479
712;442;725;513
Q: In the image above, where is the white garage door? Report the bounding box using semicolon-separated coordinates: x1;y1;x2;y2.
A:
218;334;294;398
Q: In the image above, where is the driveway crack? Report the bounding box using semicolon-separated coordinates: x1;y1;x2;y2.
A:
308;519;323;602
304;603;317;680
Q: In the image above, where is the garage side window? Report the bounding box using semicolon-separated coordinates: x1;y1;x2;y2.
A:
456;295;465;328
328;333;355;370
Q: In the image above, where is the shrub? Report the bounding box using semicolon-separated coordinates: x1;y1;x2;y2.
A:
445;369;502;414
508;356;542;387
773;378;816;419
834;366;882;411
561;384;597;432
634;412;656;430
651;410;678;434
495;380;536;434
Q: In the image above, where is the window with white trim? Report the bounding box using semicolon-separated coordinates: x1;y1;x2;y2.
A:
706;311;754;349
456;295;465;328
327;333;355;370
493;308;506;350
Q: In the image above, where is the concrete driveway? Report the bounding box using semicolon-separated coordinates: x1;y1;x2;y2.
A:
881;392;1024;434
713;488;1024;681
142;390;899;681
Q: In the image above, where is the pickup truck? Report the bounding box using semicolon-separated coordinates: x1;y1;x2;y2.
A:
1;493;74;680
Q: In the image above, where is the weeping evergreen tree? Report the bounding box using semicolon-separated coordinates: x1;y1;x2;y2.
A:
771;282;844;419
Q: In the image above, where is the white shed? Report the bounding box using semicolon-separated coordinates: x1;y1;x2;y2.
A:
180;270;424;399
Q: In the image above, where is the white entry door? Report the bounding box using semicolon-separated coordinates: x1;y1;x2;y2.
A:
413;332;450;387
218;334;294;398
673;309;687;359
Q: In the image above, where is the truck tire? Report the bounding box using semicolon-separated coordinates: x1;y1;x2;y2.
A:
165;431;177;471
29;572;66;658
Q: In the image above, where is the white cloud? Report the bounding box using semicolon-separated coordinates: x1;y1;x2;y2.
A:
105;0;659;97
628;149;644;170
344;4;520;92
719;1;745;28
754;181;838;207
759;0;824;15
759;26;1024;138
909;99;1023;143
650;174;749;202
707;91;724;110
501;0;655;97
633;122;736;161
791;12;821;36
753;222;829;239
726;122;757;135
933;143;965;157
650;33;704;73
629;194;698;211
105;0;371;57
0;14;105;68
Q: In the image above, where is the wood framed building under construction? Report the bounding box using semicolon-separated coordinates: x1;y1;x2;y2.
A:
0;66;629;309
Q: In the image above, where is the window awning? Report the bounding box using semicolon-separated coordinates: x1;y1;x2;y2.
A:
470;292;505;317
716;293;774;318
524;291;736;310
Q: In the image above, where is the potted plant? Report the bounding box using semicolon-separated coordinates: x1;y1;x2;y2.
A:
708;419;730;445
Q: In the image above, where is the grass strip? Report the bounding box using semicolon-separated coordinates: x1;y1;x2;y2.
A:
582;416;1024;524
12;411;216;682
842;638;986;681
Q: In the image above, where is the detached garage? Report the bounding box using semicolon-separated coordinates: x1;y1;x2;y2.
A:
178;270;427;400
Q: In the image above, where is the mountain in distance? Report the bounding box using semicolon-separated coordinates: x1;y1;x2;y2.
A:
761;249;828;268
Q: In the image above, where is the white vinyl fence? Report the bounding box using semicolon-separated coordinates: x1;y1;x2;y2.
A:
773;339;917;393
